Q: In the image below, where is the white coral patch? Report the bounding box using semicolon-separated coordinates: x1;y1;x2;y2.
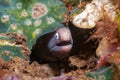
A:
24;19;32;26
46;17;55;24
16;2;22;9
33;29;41;36
10;24;17;30
17;30;23;35
0;40;15;46
32;3;48;19
34;19;42;27
21;9;28;17
1;15;10;23
73;0;117;29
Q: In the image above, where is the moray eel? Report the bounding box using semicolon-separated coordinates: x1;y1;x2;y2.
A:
30;27;73;62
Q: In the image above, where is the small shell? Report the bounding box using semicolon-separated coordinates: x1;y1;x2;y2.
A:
96;38;111;57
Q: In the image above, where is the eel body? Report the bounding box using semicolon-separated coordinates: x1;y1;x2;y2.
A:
30;24;96;63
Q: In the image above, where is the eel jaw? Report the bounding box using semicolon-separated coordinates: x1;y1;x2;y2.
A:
50;39;73;58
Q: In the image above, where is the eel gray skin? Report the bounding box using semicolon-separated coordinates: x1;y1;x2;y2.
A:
30;27;73;62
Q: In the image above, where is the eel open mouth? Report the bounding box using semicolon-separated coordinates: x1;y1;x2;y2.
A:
56;41;72;46
50;38;73;59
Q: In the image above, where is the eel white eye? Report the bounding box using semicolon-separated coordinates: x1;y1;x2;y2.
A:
55;32;59;39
